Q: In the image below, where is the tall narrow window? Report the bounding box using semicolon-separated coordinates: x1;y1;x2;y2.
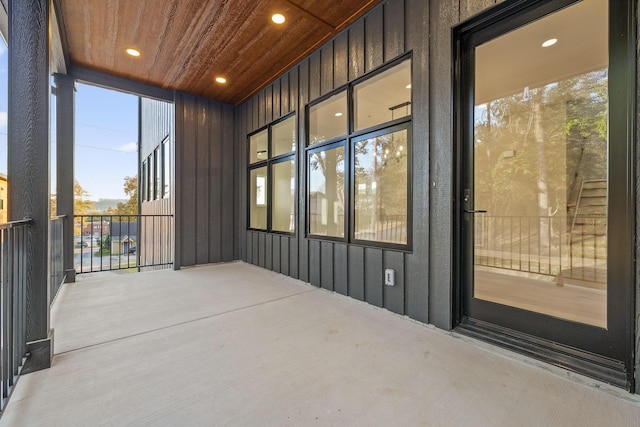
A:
154;146;161;200
162;138;170;198
249;167;268;229
305;57;412;248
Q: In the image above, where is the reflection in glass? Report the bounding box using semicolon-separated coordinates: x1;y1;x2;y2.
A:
249;167;268;229
249;130;268;164
272;115;296;156
308;91;347;145
354;59;411;131
473;0;608;327
271;159;296;233
308;145;344;237
354;129;408;244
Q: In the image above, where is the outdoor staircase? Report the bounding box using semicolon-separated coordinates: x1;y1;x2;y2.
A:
569;179;607;239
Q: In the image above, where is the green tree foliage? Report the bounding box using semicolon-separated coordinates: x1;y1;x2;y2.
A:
108;175;138;215
74;180;96;214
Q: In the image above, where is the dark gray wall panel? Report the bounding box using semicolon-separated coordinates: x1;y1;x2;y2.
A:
265;233;273;270
460;0;495;22
349;19;366;81
281;74;289;115
348;246;365;301
401;0;430;324
259;90;266;128
309;51;321;101
321;242;334;291
290;68;298;112
280;236;289;276
290;235;299;279
222;103;235;261
179;95;197;266
384;251;405;315
365;248;383;307
246;232;253;264
196;99;211;264
273;79;281;120
252;96;259;131
272;235;281;273
334;32;349;88
384;0;406;61
427;0;456;328
258;233;266;267
253;232;260;265
365;5;384;73
265;84;273;125
321;41;334;96
309;240;321;287
334;243;348;295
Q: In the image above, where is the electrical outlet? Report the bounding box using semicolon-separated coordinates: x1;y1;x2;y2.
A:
385;269;395;286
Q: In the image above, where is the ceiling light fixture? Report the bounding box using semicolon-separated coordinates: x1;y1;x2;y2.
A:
215;77;227;84
405;84;411;89
126;48;141;57
272;13;285;24
334;112;343;117
541;38;557;48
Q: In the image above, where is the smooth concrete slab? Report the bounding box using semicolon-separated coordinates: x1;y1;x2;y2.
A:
2;262;640;426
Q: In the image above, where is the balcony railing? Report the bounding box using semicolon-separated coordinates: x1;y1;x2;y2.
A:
74;215;173;274
0;218;32;412
473;215;607;285
50;215;66;303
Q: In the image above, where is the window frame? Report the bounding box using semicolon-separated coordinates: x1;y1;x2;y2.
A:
305;53;413;251
246;112;297;235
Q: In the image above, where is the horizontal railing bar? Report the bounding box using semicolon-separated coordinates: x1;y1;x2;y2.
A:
0;218;33;230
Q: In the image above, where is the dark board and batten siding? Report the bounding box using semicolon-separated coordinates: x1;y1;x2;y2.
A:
174;93;235;268
238;0;426;321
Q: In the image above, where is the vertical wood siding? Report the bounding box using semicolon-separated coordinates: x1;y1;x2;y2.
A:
235;0;507;327
173;93;235;267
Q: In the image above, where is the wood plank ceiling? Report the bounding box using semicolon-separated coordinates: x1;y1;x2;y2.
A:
57;0;382;105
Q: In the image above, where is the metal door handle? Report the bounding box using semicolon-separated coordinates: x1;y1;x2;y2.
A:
464;209;487;214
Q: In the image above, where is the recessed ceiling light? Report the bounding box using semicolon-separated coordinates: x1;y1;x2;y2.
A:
542;38;557;48
215;77;227;84
405;84;411;89
126;48;141;57
272;13;285;24
334;112;343;117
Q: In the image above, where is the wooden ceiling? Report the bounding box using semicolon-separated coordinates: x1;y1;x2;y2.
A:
57;0;382;105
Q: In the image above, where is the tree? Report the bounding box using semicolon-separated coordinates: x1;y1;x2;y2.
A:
109;175;138;215
74;180;95;214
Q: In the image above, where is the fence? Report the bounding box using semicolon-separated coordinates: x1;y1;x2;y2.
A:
74;215;173;274
0;218;32;411
473;215;607;285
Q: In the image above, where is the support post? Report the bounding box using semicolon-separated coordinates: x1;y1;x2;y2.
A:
54;73;76;283
8;0;53;372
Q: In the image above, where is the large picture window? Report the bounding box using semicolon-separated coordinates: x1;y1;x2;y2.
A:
247;113;296;233
306;57;412;249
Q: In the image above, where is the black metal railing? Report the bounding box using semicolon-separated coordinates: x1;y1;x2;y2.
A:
74;215;173;274
0;218;32;411
473;215;607;284
50;215;66;303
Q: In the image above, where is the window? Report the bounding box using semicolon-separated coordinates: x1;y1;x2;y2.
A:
162;138;170;198
306;57;412;249
142;160;148;202
154;146;161;199
247;114;296;233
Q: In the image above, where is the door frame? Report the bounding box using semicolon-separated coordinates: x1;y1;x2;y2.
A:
452;0;636;390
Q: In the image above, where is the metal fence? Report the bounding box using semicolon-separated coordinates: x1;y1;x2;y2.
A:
74;215;173;274
50;216;65;303
0;218;32;411
473;215;607;285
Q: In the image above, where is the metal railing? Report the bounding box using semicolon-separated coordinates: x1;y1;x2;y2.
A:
0;218;32;411
50;216;66;303
74;215;173;274
474;215;607;284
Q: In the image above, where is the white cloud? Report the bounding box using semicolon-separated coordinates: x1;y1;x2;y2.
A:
119;141;137;153
0;112;7;129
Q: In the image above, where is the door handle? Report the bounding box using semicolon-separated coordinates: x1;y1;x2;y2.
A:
464;209;487;214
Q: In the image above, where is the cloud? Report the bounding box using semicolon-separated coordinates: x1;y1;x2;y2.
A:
0;112;7;129
119;141;137;153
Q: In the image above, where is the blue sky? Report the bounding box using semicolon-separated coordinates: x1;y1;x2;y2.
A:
0;38;139;201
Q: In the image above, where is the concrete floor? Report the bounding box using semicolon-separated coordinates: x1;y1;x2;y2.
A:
2;261;640;426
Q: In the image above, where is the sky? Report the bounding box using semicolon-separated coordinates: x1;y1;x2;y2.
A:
0;38;139;201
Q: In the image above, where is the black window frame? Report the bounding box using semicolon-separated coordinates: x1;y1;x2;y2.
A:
247;112;297;235
305;53;413;251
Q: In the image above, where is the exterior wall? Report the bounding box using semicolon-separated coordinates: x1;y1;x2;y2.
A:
0;174;6;223
174;93;235;267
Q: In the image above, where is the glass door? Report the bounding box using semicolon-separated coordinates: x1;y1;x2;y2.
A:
455;0;634;388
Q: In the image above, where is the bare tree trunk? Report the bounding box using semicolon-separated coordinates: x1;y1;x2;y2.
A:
532;89;550;251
